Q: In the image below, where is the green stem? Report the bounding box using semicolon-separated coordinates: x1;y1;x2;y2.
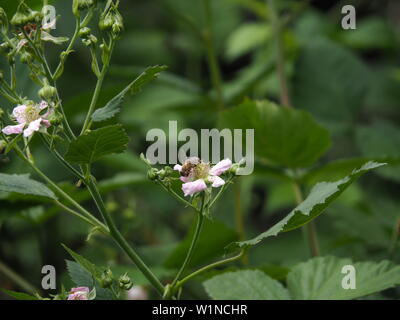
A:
53;17;81;79
0;260;39;294
389;218;400;257
202;0;224;111
175;250;245;290
267;0;291;107
85;178;165;296
171;199;205;289
293;182;320;257
12;146;108;233
81;41;115;134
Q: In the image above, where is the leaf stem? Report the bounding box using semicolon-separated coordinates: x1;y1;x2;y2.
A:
175;249;246;290
85;177;165;296
0;260;39;294
171;197;205;289
267;0;291;107
81;40;116;134
202;0;224;111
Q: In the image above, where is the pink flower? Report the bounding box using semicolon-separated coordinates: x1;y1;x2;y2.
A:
67;287;89;300
126;286;148;300
2;101;52;138
174;158;232;196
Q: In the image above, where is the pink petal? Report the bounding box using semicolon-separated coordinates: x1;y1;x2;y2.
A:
209;159;232;176
12;105;28;124
208;175;225;188
182;179;207;196
2;123;25;135
23;119;42;137
41;119;51;128
67;292;88;300
180;176;190;183
70;287;89;294
174;164;182;172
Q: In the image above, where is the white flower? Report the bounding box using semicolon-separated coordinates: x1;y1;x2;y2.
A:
2;101;52;138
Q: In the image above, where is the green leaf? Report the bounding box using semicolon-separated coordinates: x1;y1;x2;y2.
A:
204;270;290;300
292;38;370;132
219;99;331;168
225;22;271;60
287;256;400;299
0;289;38;300
66;260;113;300
62;244;102;280
228;161;385;251
0;173;56;199
91;65;168;122
65;125;129;164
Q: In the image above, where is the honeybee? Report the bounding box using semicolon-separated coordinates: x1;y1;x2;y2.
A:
180;157;200;177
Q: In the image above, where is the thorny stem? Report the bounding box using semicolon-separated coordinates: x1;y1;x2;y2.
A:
85;178;165;296
202;0;224;111
267;0;291;107
292;182;320;257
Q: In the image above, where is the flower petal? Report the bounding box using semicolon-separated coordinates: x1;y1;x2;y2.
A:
208;175;225;188
2;123;25;135
173;164;182;172
182;179;207;196
209;158;232;176
70;287;89;294
23;119;42;137
38;101;48;110
12;105;28;124
180;176;190;183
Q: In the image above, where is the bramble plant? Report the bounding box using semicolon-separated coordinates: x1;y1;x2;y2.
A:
0;0;399;301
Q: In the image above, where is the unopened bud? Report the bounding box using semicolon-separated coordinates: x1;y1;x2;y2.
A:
73;0;96;17
38;83;57;100
99;3;123;37
78;27;91;38
118;273;133;291
147;168;159;181
20;51;33;64
82;34;97;47
11;3;41;27
100;268;114;288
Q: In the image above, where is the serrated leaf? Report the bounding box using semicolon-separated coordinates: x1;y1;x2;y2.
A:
62;244;102;280
66;260;113;300
65;125;129;164
287;256;400;299
219;99;331;168
0;173;56;199
0;289;38;300
228;161;385;251
91;65;168;122
203;270;290;300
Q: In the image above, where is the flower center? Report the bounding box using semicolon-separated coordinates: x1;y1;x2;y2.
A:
193;162;210;180
24;105;40;122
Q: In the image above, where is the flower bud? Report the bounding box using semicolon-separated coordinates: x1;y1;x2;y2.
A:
99;3;123;37
0;107;4;118
0;7;8;33
73;0;96;17
147;168;159;181
0;70;4;81
11;3;41;27
78;27;91;38
100;269;114;288
118;273;133;291
20;51;33;64
38;83;57;100
82;34;97;47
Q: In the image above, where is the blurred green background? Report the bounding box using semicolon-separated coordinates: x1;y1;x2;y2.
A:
0;0;400;299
